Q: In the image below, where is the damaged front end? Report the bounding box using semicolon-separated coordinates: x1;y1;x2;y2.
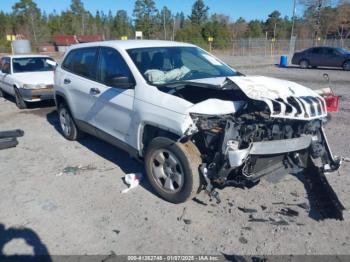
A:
177;76;342;194
190;108;340;190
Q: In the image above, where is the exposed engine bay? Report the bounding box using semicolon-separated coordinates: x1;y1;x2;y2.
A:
190;109;339;188
159;77;341;191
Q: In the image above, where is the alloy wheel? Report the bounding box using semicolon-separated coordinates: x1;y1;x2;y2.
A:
59;108;72;137
151;149;185;193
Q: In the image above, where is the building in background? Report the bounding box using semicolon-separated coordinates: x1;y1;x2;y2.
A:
53;35;103;53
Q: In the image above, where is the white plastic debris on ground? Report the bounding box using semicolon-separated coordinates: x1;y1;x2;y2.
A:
343;157;350;163
121;173;143;194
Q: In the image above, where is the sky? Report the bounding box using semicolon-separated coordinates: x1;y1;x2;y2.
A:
0;0;301;21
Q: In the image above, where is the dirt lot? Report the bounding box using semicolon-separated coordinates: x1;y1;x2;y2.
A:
1;65;350;257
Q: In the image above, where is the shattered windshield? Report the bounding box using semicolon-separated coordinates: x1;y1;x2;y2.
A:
127;46;236;85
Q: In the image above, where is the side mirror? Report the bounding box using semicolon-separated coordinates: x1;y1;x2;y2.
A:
106;76;135;89
46;59;57;68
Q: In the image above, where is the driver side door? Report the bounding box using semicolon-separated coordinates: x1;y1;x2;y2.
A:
86;47;135;144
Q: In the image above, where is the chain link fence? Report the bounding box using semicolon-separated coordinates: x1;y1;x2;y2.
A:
213;38;350;57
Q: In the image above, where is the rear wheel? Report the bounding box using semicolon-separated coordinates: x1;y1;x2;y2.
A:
58;103;82;141
343;61;350;71
14;88;27;109
299;59;310;69
145;137;202;203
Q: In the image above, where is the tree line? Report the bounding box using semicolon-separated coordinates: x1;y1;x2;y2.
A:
0;0;349;52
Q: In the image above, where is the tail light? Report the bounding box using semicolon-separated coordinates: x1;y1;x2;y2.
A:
324;95;340;112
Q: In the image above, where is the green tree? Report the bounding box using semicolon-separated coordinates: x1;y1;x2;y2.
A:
175;21;208;49
189;0;209;26
48;10;62;35
12;0;41;42
70;0;87;35
264;10;283;38
301;0;331;41
60;10;75;35
158;6;173;40
112;10;132;39
202;14;231;48
246;20;263;38
133;0;158;39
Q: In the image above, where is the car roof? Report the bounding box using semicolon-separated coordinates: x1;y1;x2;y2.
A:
67;40;196;51
3;54;51;59
308;46;337;49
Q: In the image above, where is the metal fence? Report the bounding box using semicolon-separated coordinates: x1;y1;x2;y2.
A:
214;38;350;57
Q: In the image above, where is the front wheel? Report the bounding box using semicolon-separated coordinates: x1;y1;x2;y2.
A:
343;61;350;71
145;137;202;203
58;103;82;141
14;88;27;109
299;59;310;69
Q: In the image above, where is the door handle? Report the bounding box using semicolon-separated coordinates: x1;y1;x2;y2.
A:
64;78;71;84
90;87;100;95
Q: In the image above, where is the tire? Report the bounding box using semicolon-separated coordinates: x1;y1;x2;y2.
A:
58;103;82;141
0;88;3;98
343;60;350;71
299;59;310;69
145;137;202;203
14;88;27;109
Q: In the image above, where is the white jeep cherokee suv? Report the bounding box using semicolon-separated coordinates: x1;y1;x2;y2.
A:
54;40;340;203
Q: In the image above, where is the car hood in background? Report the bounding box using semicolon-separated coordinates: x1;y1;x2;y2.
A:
14;71;54;87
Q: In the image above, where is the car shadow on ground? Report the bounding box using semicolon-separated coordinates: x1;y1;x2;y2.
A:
2;93;55;109
292;172;322;221
0;223;51;261
46;110;157;197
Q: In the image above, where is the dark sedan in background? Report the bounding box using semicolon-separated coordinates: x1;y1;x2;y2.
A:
292;46;350;71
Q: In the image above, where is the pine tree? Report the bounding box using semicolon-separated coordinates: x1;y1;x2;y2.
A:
133;0;158;39
189;0;209;26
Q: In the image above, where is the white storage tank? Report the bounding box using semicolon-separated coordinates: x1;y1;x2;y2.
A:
12;40;31;54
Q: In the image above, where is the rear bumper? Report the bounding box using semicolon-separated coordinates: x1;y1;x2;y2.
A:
19;87;54;102
228;136;312;168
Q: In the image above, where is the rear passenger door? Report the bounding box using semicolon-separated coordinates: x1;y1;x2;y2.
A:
61;47;99;123
308;47;323;66
322;48;341;67
87;47;135;143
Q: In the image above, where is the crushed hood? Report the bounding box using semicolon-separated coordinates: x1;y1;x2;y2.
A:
228;76;327;120
188;99;245;115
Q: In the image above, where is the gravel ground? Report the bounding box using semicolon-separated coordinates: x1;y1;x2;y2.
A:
0;63;350;258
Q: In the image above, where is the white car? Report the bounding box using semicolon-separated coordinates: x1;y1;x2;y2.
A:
54;40;340;203
0;55;55;109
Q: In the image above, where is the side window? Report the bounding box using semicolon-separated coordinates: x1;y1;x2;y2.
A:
63;48;98;80
97;47;134;86
1;58;11;74
311;48;322;54
62;51;76;71
323;48;336;56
